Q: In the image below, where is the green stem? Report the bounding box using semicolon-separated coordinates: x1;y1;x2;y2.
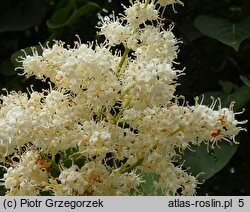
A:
120;158;144;174
168;126;184;137
116;47;130;74
96;106;107;122
118;83;136;100
114;97;132;124
40;152;50;162
144;0;150;8
40;152;60;173
51;153;55;163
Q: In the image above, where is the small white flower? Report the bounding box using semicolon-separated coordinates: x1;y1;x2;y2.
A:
100;20;133;46
124;1;159;28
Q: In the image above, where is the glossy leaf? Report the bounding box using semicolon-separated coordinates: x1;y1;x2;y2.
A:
194;15;250;51
182;142;238;181
240;75;250;87
0;0;45;32
0;167;6;196
181;20;203;42
47;1;100;29
225;85;250;109
66;2;100;26
197;85;250;110
47;3;75;29
138;171;162;195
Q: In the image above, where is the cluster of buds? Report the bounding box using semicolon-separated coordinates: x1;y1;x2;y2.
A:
0;0;246;196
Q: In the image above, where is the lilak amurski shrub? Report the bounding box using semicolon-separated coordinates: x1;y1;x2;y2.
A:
0;0;247;195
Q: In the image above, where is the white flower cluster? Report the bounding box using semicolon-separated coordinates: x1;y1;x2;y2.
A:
2;151;49;195
0;0;246;196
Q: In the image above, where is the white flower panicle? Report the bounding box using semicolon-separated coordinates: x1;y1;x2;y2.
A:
123;1;158;28
0;91;42;156
0;0;246;196
21;42;121;110
124;58;181;109
2;151;50;195
52;161;140;195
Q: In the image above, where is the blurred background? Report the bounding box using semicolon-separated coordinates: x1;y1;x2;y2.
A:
0;0;249;195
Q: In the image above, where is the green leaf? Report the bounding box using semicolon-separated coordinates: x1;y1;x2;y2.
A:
0;0;45;32
10;45;43;68
47;1;100;29
138;171;162;195
194;15;250;51
181;20;203;42
60;148;86;169
0;186;6;196
0;167;6;196
66;2;100;26
182;142;238;181
240;75;250;87
47;3;75;29
225;84;250;109
198;83;250;110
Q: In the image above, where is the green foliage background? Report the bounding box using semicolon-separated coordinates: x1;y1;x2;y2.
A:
0;0;249;195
